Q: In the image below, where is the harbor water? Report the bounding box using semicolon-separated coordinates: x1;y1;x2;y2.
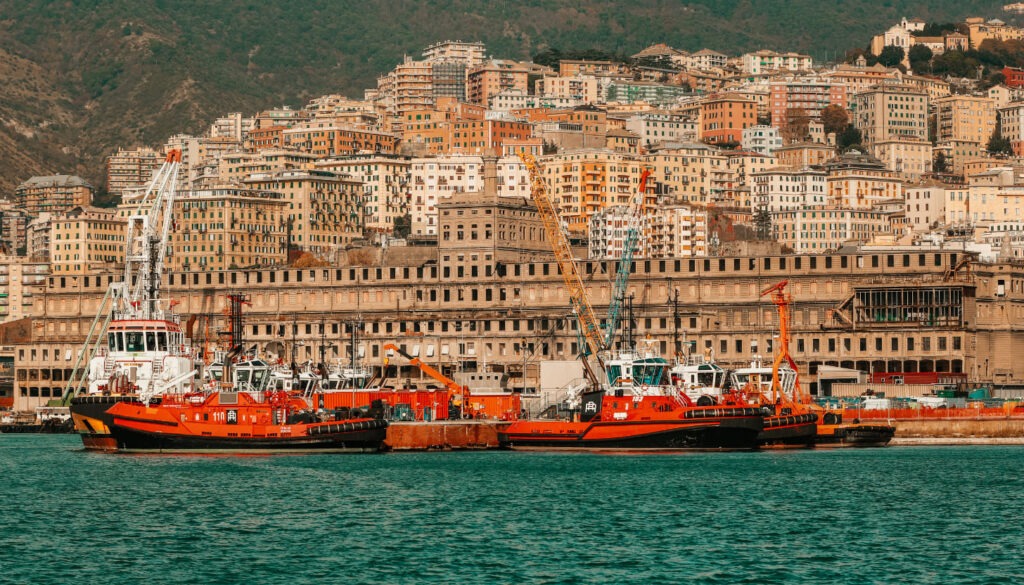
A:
1;435;1021;585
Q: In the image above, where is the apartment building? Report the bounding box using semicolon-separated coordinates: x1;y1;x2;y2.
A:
534;75;600;103
753;167;827;212
541;150;644;235
769;78;848;128
422;40;486;67
626;113;697;148
824;150;904;208
0;257;47;324
904;185;947;231
851;83;928;148
14;176;94;215
741;50;813;75
872;138;933;180
168;188;288;272
646;205;708;258
700;94;757;144
467;60;530;106
935;95;997;147
283;122;398;156
106;147;162;196
741;125;783;156
316;155;412;234
48;207;125;275
243;170;364;257
772;207;892;253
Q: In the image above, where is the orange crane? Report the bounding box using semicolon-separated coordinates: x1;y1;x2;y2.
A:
520;153;606;386
759;280;810;406
382;343;471;416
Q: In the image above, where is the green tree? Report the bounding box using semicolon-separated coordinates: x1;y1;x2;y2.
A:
908;44;933;73
933;151;949;174
877;45;905;67
393;213;412;238
837;125;863;151
753;206;772;241
987;129;1013;155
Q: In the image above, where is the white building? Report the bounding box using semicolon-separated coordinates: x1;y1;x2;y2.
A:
741;125;783;156
686;49;728;71
488;89;579;112
626;113;698;148
904;185;947;231
588;206;640;259
647;205;708;258
409;155;529;236
752;167;827;212
741;50;813;75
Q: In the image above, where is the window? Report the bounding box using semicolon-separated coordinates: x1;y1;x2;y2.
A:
891;337;899;351
953;336;961;350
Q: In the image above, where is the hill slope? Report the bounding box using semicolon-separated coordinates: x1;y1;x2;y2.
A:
0;0;1009;194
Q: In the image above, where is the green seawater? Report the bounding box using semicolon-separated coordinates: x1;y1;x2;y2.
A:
0;435;1021;585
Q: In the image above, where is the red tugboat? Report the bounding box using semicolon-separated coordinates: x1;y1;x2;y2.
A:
104;359;387;453
724;281;818;448
502;155;763;450
499;349;764;451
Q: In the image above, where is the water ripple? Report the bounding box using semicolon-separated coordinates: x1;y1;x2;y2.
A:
1;436;1022;584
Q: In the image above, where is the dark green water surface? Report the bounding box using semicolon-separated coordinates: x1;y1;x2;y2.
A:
1;435;1021;585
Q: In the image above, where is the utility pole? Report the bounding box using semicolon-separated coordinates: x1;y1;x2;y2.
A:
671;288;681;361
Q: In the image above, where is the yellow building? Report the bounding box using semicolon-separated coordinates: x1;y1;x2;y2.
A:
170;188;289;272
934;95;997;146
825;150;903;208
49;206;125;275
541;150;645;235
965;167;1024;225
851;83;928;148
0;256;47;323
243;170;364;258
14;175;94;215
772;206;892;253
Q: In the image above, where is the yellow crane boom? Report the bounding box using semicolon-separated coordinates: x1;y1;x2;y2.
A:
520;153;606;385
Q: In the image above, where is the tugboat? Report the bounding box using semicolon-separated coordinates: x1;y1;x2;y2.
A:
499;344;764;451
812;410;895;447
504;154;761;450
728;358;818;448
104;359;387;453
66;151;198;450
752;280;892;448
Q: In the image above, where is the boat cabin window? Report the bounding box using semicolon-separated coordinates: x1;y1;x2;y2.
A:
251;369;269;391
145;332;156;352
125;332;144;352
697;371;719;387
634;364;667;386
156;332;167;351
607;365;623;386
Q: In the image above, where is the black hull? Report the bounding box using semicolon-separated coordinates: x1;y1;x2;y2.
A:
70;395;138;433
500;418;763;450
757;413;819;447
815;425;895;448
109;421;388;453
